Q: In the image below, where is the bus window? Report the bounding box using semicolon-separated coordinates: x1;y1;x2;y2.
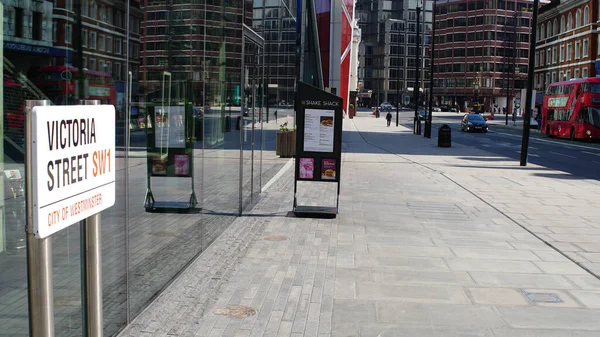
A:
583;83;600;93
584;107;600;128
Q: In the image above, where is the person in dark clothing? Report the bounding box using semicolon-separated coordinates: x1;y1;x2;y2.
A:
385;111;392;126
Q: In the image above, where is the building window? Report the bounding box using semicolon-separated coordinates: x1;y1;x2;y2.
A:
583;39;589;57
115;38;121;54
52;20;57;42
545;73;550;86
90;31;97;49
32;11;43;40
560;15;565;33
99;34;105;51
552;47;557;64
546;48;551;65
90;58;96;71
560;45;565;61
82;57;87;69
547;22;552;37
567;70;571;80
540;50;544;65
115;63;122;81
553;18;558;35
83;0;88;16
100;5;106;22
576;9;581;27
575;68;580;78
552;72;556;83
82;29;88;47
65;24;72;44
108;8;113;25
568;13;572;30
107;37;113;53
583;68;589;78
559;71;563;81
91;1;97;19
540;24;545;39
567;43;572;61
585;6;590;25
575;40;581;59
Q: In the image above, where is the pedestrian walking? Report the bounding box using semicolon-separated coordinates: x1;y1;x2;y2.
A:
386;111;392;127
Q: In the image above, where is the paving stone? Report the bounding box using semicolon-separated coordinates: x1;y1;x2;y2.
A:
376;302;506;327
359;324;495;337
367;244;455;257
331;299;376;323
446;259;543;273
568;290;600;308
353;255;448;271
468;288;529;306
356;282;470;304
451;247;540;261
532;261;590;275
564;275;600;290
370;269;475;286
496;307;600;330
469;272;575;289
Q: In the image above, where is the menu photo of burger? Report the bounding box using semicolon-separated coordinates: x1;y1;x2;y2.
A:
320;116;334;127
152;157;167;176
321;159;336;180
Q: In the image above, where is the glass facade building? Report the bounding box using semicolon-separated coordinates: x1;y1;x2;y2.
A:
0;0;287;336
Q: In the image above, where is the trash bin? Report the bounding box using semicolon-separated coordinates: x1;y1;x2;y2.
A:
236;116;241;130
225;116;231;132
195;116;204;140
438;124;451;147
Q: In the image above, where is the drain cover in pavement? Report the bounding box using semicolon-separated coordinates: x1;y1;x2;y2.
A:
213;305;256;318
263;235;288;241
153;231;176;237
525;292;562;303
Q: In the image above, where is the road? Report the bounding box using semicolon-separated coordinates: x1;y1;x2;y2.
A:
391;111;600;180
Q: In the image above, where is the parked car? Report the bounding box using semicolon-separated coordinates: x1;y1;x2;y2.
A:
380;102;393;111
461;113;488;132
432;106;442;112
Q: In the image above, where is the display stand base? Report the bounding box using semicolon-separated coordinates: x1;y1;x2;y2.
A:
293;206;337;219
144;191;198;213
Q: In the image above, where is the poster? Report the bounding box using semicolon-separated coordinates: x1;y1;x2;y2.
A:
175;154;190;176
299;158;315;179
303;108;335;152
321;159;336;180
155;106;186;149
152;157;167;176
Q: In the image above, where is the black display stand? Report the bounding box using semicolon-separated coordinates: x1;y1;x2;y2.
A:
293;82;343;218
144;103;198;212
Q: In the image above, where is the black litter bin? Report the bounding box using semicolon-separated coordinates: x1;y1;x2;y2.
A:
195;117;204;140
225;116;231;132
236;116;241;130
438;124;451;147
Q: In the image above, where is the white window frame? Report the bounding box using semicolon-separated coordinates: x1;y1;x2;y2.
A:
540;24;545;39
560;16;565;33
90;31;97;49
576;9;582;27
107;36;113;53
567;70;571;80
559;71;564;81
552;46;557;64
575;68;580;79
65;23;72;44
560;45;565;62
546;48;551;65
567;43;572;61
583;67;589;78
584;6;590;25
583;38;589;57
575;40;581;59
82;29;88;47
568;13;572;30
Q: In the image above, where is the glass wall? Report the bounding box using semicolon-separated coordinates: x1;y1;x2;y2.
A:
0;0;287;336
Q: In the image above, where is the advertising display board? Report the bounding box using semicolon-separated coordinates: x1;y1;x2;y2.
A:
293;82;343;217
31;105;116;238
144;103;197;211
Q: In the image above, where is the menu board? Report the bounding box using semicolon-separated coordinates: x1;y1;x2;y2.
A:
321;159;336;180
174;154;190;176
155;106;186;149
299;158;315;179
303;109;335;153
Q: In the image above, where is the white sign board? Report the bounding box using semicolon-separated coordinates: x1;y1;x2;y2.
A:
32;105;116;238
303;109;335;152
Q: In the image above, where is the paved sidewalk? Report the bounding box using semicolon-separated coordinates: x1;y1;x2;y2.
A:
118;116;600;337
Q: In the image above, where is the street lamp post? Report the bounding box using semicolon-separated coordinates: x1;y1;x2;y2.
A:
520;0;539;166
425;0;436;138
396;43;400;126
413;5;421;135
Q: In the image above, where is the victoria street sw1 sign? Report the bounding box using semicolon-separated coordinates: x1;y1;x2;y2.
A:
32;105;116;238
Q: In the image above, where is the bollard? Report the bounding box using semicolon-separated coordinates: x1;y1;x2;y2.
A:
225;116;231;132
236;116;241;130
438;124;451;147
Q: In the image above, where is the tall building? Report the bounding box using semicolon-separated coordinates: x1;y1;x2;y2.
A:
432;0;534;113
535;0;597;92
253;0;297;106
355;0;433;107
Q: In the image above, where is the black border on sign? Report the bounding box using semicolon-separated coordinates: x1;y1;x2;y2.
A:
293;82;343;215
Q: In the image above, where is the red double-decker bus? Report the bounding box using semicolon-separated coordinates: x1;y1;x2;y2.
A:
28;65;116;106
541;77;600;140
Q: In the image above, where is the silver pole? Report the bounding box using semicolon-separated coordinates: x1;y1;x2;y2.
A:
25;100;54;337
78;100;103;337
240;33;246;214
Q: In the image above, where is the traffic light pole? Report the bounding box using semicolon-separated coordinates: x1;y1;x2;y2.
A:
520;0;539;166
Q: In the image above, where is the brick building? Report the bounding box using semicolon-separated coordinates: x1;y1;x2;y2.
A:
433;0;534;113
535;0;598;92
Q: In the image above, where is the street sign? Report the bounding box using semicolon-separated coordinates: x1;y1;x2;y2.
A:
31;105;116;238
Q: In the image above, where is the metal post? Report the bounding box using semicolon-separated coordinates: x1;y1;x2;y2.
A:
414;6;421;135
25;100;54;337
520;0;539;166
396;28;400;127
240;33;246;215
425;1;436;138
78;100;103;337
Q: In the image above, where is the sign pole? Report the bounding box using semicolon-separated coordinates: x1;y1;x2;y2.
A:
79;100;104;337
25;100;54;337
